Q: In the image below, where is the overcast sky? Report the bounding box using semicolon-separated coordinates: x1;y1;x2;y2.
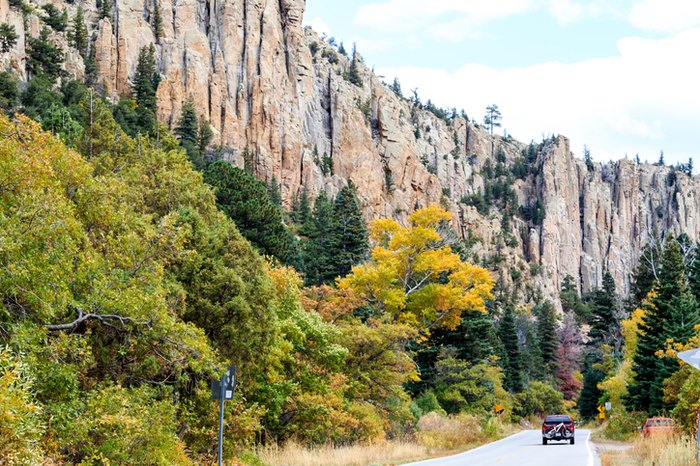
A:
304;0;700;166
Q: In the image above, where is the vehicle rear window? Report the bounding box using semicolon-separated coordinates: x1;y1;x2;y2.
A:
544;416;571;423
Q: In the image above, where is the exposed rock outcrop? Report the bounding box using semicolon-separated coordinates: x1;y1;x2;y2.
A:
3;0;699;304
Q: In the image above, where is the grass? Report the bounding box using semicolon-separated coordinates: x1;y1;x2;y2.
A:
256;441;427;466
254;413;517;466
600;433;696;466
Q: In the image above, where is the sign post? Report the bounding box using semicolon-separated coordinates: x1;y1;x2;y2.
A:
211;365;236;466
677;348;700;465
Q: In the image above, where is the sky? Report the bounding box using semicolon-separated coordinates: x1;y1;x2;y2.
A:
304;0;700;166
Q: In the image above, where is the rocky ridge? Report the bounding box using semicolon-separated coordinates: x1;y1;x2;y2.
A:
2;0;699;304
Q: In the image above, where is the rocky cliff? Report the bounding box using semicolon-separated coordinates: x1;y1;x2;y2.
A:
2;0;699;303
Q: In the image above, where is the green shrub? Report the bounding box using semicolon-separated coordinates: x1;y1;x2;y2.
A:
513;381;565;419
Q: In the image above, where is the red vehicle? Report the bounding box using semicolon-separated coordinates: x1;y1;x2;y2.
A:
542;414;575;445
641;417;674;437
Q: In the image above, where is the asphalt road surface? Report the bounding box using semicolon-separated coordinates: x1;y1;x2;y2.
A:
404;429;600;466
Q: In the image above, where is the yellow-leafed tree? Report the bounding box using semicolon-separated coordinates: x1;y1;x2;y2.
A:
338;205;494;332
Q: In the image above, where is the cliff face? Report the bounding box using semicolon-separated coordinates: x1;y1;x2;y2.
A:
2;0;699;301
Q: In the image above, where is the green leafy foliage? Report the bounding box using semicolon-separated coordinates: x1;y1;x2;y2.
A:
513;381;565;418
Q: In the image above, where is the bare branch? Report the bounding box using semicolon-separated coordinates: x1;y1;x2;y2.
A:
46;306;152;331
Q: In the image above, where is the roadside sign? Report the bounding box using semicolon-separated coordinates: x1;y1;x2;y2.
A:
211;365;236;466
605;402;612;411
211;365;237;400
678;348;700;370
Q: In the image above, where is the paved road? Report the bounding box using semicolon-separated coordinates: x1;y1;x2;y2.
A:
404;429;600;466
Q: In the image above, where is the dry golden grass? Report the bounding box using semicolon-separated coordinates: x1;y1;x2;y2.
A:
256;440;427;466
417;412;484;450
257;413;513;466
601;433;696;466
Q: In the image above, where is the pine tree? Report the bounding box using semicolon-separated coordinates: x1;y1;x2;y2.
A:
302;191;337;285
198;116;212;156
267;176;282;207
98;0;112;20
204;161;290;261
153;0;164;42
536;301;559;375
332;182;368;279
175;97;200;166
522;323;545;382
27;28;65;82
292;186;311;228
627;235;687;414
41;4;68;32
131;44;159;133
347;43;362;87
578;356;604;419
0;71;19;113
588;272;619;349
688;244;700;301
0;23;18;53
665;291;700;344
70;7;88;57
499;307;523;393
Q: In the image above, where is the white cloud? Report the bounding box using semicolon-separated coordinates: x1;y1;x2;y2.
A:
377;29;700;163
354;0;535;40
545;0;619;25
629;0;700;32
305;17;332;37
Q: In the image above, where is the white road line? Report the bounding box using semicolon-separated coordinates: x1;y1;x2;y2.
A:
461;429;529;456
404;430;530;465
586;430;594;466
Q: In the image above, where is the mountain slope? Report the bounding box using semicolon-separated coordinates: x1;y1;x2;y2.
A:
2;0;699;301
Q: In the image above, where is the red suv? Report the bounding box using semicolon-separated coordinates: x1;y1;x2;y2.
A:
542;414;575;445
641;417;674;437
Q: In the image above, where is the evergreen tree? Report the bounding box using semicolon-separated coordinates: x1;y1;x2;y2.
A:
0;71;19;113
302;191;337;285
267;177;282;207
69;7;88;57
627;235;687;414
131;44;159;133
630;240;662;306
292;186;311;228
522;323;545;382
483;104;502;135
347;43;362;87
587;272;619;349
203;161;290;261
98;0;112;20
27;28;65;82
560;274;591;324
498;307;523;393
578;357;604;419
687;244;700;301
41;4;68;32
535;301;559;374
332;182;369;278
152;0;164;42
198;116;212;156
665;291;700;344
175;97;200;166
0;23;18;53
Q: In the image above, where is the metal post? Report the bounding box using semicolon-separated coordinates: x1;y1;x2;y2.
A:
218;372;225;466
